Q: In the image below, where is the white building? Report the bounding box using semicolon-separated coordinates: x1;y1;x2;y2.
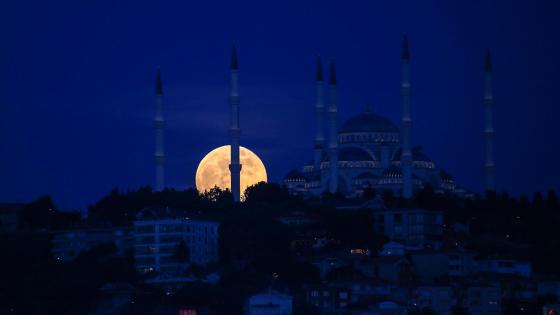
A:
476;258;531;278
246;291;293;315
372;208;444;250
370;301;409;315
463;286;501;315
379;241;406;256
134;208;219;274
446;247;478;277
412;286;454;315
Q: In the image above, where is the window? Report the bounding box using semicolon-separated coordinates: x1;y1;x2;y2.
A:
159;246;175;254
135;246;155;255
160;236;181;243
137;236;155;243
160;224;183;233
135;257;155;265
136;225;155;234
160;256;179;263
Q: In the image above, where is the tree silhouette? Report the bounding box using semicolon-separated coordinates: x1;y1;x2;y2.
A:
547;189;558;210
244;182;290;204
19;195;56;230
201;186;233;204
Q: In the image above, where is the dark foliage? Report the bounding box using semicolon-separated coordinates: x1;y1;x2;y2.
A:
19;195;81;230
87;186;232;225
0;233;136;315
9;184;560;313
409;307;437;315
244;181;290;204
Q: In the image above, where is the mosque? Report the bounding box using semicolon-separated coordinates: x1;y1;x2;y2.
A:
283;36;495;198
152;37;495;200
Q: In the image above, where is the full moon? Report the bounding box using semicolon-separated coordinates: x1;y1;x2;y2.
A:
195;145;267;196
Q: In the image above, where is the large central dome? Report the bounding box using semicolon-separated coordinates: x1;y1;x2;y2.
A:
339;112;399;134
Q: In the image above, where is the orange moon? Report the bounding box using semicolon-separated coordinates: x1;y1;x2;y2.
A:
195;145;267;196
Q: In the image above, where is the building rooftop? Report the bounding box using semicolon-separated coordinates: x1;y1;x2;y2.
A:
135;207;219;224
372;207;444;214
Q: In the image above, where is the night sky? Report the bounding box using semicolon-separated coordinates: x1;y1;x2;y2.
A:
1;0;559;210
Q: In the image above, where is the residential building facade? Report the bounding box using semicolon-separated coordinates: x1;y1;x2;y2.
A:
51;227;133;261
134;208;220;274
373;208;444;250
246;291;293;315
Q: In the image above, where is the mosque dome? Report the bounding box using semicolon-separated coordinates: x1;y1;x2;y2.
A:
339;147;375;161
439;170;454;182
323;147;375;162
339;112;399;134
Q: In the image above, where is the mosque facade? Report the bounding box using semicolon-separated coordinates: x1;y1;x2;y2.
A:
283;37;494;198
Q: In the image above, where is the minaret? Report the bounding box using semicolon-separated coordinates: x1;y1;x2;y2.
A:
400;35;413;199
229;46;242;202
327;60;338;194
484;49;495;192
154;67;165;192
314;57;325;174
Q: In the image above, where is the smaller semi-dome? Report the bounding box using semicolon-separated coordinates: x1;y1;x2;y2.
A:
382;166;403;178
438;170;456;191
339;112;399;134
354;172;378;187
284;169;306;181
439;170;454;182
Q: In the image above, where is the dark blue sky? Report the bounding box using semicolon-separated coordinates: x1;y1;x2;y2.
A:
1;0;559;210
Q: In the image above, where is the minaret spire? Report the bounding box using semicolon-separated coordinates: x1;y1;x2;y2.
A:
154;66;165;191
484;48;495;192
327;60;338;194
229;45;242;202
316;56;324;81
230;45;239;70
314;56;325;174
401;35;413;198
